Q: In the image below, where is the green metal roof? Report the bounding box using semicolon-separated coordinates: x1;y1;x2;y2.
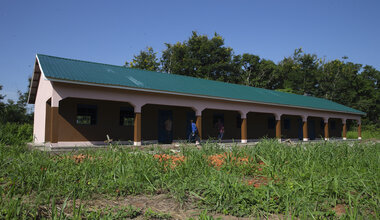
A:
36;54;365;115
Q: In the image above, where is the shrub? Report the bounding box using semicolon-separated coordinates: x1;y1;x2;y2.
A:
0;123;33;145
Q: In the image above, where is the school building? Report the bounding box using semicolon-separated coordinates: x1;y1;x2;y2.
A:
28;54;364;146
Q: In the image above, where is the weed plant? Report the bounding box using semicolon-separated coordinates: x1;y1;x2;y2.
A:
0;140;379;219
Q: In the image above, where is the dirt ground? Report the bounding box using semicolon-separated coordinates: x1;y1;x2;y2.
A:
40;193;285;219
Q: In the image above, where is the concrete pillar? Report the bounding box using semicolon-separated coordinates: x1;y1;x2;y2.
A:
196;115;202;140
324;118;329;141
241;117;247;144
342;119;347;140
275;114;281;142
134;112;141;146
50;107;59;143
276;120;281;140
302;116;308;141
358;123;362;140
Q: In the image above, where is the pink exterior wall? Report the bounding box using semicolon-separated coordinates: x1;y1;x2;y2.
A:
33;74;54;143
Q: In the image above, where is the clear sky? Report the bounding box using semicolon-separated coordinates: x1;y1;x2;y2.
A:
1;0;379;101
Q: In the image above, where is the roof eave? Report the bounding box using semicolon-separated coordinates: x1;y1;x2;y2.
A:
27;55;42;104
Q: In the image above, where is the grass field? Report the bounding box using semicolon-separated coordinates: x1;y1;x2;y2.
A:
1;140;379;219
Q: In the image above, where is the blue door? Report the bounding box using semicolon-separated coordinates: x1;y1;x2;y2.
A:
298;118;303;140
158;110;173;144
308;120;316;140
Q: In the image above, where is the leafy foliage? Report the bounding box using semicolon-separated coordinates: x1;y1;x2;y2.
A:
234;53;280;89
161;31;238;83
126;46;160;71
278;48;320;96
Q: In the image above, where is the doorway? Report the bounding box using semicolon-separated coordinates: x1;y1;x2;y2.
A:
308;119;316;140
298;118;303;140
158;110;173;144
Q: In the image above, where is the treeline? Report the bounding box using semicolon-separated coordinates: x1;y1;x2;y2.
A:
126;31;379;127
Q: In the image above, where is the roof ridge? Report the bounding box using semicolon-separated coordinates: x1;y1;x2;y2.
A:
37;53;130;69
36;54;205;80
36;54;277;91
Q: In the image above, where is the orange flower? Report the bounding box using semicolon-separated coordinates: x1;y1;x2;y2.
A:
153;154;186;169
208;153;251;168
66;154;96;163
246;176;269;188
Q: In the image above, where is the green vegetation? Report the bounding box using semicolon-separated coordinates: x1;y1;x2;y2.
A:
144;208;172;219
128;32;379;127
347;125;380;140
127;46;160;71
189;210;222;220
0;123;33;145
0;79;34;146
1;140;379;219
0;82;33;125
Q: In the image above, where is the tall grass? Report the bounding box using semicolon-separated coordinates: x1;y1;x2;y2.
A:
1;140;379;219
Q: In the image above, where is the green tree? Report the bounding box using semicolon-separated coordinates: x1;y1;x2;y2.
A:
278;48;320;95
233;54;260;86
355;65;379;126
161;31;237;82
318;59;362;105
127;47;160;71
234;53;280;89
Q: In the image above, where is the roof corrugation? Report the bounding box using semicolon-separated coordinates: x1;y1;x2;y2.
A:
36;54;365;115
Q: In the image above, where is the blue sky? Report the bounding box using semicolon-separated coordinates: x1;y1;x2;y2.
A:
0;0;379;101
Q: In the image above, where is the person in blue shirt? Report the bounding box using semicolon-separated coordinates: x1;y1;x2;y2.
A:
189;119;200;144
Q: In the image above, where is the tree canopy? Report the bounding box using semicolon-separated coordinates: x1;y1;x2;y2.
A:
161;31;237;83
126;47;160;71
127;32;379;127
